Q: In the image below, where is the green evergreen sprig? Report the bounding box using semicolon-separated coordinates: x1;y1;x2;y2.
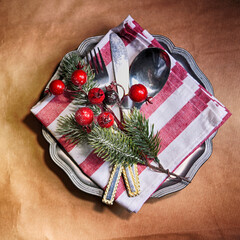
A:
56;114;89;145
59;52;83;82
88;104;102;116
123;108;161;161
55;108;161;167
88;126;145;166
56;53;162;167
59;52;97;106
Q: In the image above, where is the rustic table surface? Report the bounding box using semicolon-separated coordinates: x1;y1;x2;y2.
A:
0;0;239;239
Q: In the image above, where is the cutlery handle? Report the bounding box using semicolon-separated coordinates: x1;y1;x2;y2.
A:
123;163;140;197
102;164;123;205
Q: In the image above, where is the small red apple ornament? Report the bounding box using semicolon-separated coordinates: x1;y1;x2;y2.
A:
88;88;105;104
71;70;87;86
97;112;114;128
129;84;148;103
75;107;94;126
49;80;65;95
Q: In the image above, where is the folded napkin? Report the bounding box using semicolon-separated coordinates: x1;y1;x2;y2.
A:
31;16;231;212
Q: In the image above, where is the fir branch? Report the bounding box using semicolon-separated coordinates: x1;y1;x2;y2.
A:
123;108;161;161
87;126;145;167
56;114;89;145
81;63;96;93
59;52;82;83
59;52;97;105
55;109;190;183
88;104;101;115
123;109;190;182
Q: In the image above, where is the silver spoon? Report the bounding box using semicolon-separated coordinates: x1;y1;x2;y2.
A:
124;47;189;183
121;47;171;110
116;48;171;197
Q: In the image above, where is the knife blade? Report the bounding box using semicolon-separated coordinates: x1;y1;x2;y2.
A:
110;32;130;99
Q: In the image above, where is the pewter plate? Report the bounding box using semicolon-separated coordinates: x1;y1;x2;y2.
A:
42;35;217;199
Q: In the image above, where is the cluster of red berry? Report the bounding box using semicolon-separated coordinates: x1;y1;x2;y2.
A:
75;86;115;129
49;69;87;95
49;68;149;130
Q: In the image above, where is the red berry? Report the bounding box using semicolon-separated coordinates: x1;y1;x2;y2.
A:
49;80;65;95
97;112;114;128
129;84;148;103
75;107;94;126
71;70;87;86
88;88;105;104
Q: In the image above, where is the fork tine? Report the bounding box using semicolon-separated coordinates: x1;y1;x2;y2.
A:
94;48;101;73
87;47;110;88
89;50;97;74
98;47;107;72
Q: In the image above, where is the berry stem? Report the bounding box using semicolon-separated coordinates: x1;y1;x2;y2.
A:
44;89;50;95
114;83;126;99
106;107;125;131
66;87;87;96
146;97;153;104
111;82;126;123
143;154;191;183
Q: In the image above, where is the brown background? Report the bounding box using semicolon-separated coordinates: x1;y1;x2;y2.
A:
0;0;239;239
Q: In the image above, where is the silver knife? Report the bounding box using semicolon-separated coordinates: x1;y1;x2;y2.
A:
110;32;129;99
102;33;140;205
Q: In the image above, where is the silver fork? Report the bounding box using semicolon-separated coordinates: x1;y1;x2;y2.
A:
88;47;110;89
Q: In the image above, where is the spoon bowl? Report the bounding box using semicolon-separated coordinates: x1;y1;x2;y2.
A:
121;47;171;110
130;47;171;98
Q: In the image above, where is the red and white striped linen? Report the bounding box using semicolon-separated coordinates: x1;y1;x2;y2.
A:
31;16;231;212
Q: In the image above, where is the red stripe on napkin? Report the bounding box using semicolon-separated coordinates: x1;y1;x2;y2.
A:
150;38;164;49
119;23;140;44
58;136;76;153
119;21;150;45
79;151;105;176
171;62;188;81
159;95;209;153
132;20;145;34
198;85;226;108
36;94;72;127
195;88;212;104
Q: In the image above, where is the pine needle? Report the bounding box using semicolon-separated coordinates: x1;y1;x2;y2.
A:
59;52;97;105
123;108;161;161
87;126;145;166
56;107;161;167
56;114;88;145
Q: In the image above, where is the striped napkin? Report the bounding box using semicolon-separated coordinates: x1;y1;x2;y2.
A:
31;16;231;212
